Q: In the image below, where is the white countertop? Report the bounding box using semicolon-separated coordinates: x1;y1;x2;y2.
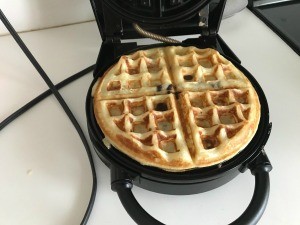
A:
1;9;300;225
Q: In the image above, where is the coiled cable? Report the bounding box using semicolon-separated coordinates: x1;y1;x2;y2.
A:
133;23;180;43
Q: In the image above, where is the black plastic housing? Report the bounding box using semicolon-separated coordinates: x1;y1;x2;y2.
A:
86;0;273;223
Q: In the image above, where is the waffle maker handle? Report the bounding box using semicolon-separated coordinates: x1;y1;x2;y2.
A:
111;152;272;225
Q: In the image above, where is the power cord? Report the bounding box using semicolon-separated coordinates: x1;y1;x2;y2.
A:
0;9;97;225
0;65;94;131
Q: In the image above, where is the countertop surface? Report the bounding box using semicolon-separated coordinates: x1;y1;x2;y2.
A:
1;9;299;225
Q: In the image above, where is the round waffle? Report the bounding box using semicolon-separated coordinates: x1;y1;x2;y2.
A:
93;46;260;171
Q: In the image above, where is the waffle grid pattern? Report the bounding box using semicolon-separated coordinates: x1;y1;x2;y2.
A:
103;95;187;152
97;48;173;100
180;89;255;164
93;46;260;171
166;47;249;92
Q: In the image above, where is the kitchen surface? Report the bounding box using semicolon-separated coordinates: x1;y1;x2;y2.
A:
249;0;300;55
1;7;300;225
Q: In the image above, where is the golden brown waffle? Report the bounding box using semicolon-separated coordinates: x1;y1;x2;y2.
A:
165;47;250;92
94;48;173;100
93;46;260;171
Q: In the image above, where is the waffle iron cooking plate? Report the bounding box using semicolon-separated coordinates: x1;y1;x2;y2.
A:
86;1;273;224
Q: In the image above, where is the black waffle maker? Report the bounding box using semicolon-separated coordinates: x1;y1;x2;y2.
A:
86;0;273;224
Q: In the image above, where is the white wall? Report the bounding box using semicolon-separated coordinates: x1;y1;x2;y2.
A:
0;0;94;36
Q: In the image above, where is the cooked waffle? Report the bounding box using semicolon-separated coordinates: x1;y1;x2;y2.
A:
165;47;250;92
93;46;260;171
94;48;173;100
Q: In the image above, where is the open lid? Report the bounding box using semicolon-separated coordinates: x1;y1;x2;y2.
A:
90;0;227;41
101;0;210;25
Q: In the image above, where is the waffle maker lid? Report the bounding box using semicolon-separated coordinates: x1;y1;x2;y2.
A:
90;0;228;41
101;0;210;25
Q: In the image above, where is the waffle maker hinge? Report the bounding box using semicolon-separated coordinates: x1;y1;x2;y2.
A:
90;0;242;77
183;0;241;64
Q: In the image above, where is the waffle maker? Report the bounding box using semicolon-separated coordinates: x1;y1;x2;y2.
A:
86;0;273;224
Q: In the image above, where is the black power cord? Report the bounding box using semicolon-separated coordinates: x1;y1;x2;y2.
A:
0;9;97;225
0;65;94;131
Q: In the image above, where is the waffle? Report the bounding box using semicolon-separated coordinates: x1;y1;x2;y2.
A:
94;48;173;100
93;46;260;171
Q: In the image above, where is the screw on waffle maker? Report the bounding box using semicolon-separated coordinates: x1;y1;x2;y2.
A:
87;0;273;224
